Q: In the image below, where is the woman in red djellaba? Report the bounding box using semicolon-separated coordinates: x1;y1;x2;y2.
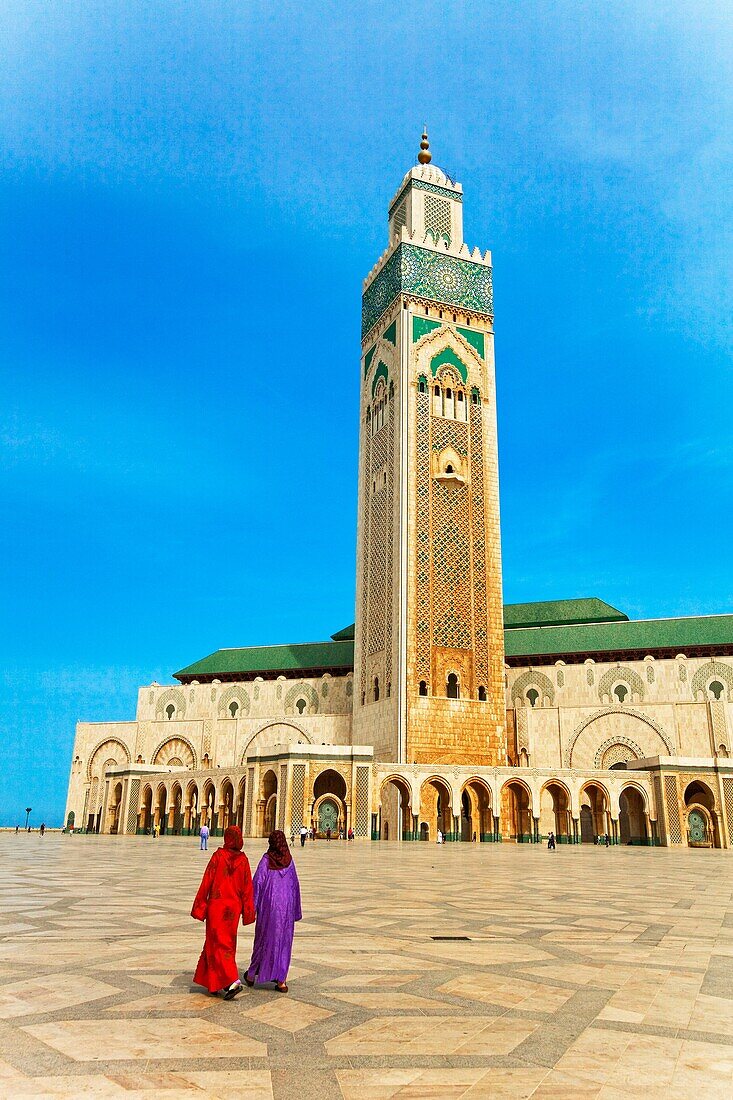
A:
191;825;254;999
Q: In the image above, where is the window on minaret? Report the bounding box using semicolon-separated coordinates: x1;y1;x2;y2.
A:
526;688;539;707
433;385;442;416
418;377;427;394
229;701;239;718
419;680;428;696
373;677;380;702
447;673;459;699
296;698;307;715
709;681;725;700
613;685;628;703
478;686;487;701
165;703;175;720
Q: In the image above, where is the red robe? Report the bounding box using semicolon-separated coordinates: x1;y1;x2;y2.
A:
191;846;255;992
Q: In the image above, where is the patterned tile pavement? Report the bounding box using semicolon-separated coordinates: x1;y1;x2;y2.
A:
1;835;732;1097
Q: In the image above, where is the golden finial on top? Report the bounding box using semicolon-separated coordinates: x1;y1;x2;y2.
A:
418;128;432;164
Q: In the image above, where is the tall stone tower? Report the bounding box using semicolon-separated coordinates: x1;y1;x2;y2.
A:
353;133;506;767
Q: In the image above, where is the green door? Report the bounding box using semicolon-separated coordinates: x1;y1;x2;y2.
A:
318;799;339;835
687;809;708;846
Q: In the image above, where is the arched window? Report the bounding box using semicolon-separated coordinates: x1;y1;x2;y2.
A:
709;680;725;701
373;677;380;702
229;700;239;718
419;680;428;696
418;377;427;394
445;464;454;474
614;684;628;703
434;385;440;397
165;703;175;720
386;681;391;698
295;698;307;715
457;391;463;402
447;673;459;699
526;687;539;708
361;691;365;706
478;686;487;701
446;387;452;399
471;388;481;405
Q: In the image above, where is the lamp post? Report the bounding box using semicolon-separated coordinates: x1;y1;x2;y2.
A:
24;807;32;829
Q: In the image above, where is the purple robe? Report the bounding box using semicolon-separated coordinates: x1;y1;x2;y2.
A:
247;853;302;984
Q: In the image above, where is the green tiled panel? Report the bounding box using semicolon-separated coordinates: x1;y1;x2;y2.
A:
456;326;485;358
382;320;397;345
363;344;376;378
362;243;493;338
371;360;389;395
388;177;463;216
412;316;442;343
430;346;468;382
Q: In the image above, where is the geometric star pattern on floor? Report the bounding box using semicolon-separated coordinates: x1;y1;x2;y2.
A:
1;835;733;1098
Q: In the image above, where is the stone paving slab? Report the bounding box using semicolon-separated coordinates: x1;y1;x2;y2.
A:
1;834;732;1097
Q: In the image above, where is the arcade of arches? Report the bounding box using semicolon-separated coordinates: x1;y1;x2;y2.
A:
95;750;733;849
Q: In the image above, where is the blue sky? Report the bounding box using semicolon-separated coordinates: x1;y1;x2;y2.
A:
1;1;731;825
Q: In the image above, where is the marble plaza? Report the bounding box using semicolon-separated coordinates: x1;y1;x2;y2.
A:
2;834;733;1098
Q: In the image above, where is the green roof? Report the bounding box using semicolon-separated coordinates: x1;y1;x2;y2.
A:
174;639;354;681
322;599;629;646
174;605;733;681
503;598;628;628
504;615;733;660
330;624;355;641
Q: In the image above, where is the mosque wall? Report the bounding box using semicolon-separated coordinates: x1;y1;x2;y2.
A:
65;675;354;832
505;656;733;770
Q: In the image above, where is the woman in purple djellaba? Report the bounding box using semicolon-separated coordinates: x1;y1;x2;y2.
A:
244;829;302;993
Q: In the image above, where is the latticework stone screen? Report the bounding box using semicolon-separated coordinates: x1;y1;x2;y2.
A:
664;776;682;844
355;767;371;836
290;764;306;832
126;779;140;835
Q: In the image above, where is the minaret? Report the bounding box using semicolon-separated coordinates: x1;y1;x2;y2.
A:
353;133;506;767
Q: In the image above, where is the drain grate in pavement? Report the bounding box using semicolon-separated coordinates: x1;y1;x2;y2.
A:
431;935;471;941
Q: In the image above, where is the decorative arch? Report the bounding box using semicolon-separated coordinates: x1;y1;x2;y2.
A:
283;682;320;716
413;325;483;391
594;735;644;769
216;685;251;719
511;669;555;707
430;346;468;382
87;737;131;781
565;707;674;767
371;360;389;396
618;781;650;812
540;777;572;802
152;736;197;770
691;660;733;702
155;687;186;721
240;721;313;762
597;666;645;704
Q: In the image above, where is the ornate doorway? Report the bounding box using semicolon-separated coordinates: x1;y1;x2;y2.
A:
318;798;339;836
687;808;710;847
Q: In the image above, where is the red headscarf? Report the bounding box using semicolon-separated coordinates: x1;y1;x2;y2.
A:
267;829;292;870
223;826;243;851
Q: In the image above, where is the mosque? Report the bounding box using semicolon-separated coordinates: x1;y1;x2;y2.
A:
65;135;733;849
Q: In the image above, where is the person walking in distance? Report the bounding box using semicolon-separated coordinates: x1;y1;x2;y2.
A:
547;831;556;850
200;822;209;851
191;826;254;1000
244;831;302;994
299;825;307;848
